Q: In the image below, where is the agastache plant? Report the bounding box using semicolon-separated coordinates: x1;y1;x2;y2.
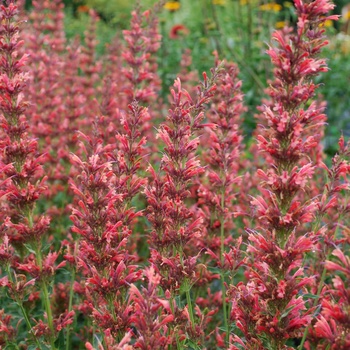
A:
69;97;149;347
0;1;71;348
129;265;175;349
145;68;219;347
122;6;161;106
301;136;350;349
0;0;348;348
232;0;338;348
121;5;162;157
69;119;140;346
196;59;246;345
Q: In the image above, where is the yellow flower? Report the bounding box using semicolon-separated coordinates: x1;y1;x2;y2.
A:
319;18;333;28
344;10;350;21
164;1;181;11
213;0;226;5
275;21;286;29
240;0;260;5
324;19;333;27
259;3;282;12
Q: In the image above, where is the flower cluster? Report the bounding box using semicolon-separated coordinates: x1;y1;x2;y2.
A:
145;69;219;346
69;102;149;344
0;0;347;349
0;2;71;348
232;0;339;348
195;59;246;344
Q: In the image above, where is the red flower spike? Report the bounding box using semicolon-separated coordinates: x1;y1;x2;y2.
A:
69;101;148;342
129;266;175;349
145;66;221;345
236;0;339;347
122;6;161;107
0;2;68;347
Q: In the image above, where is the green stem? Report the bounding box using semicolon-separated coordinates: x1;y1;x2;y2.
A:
179;248;195;332
170;294;181;349
65;267;76;350
18;301;43;349
6;266;43;349
185;285;195;331
35;245;56;350
221;273;229;343
220;190;229;344
42;282;56;349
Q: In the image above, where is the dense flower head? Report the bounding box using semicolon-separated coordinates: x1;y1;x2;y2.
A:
146;71;219;252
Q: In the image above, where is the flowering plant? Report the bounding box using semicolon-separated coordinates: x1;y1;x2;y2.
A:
0;0;348;349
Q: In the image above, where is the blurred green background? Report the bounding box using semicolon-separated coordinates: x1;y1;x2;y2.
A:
25;0;350;154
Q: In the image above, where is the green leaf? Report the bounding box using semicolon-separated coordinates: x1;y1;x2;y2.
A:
303;293;319;299
281;305;295;319
55;330;65;348
23;243;36;255
184;339;202;350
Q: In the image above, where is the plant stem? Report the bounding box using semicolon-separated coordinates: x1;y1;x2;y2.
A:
42;281;56;349
185;284;195;331
35;245;56;349
6;266;43;350
65;267;76;350
220;189;229;344
18;301;43;349
170;294;181;349
179;248;195;331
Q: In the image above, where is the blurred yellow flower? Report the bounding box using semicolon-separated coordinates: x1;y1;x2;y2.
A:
213;0;226;5
344;10;350;21
275;21;286;29
240;0;260;5
319;18;333;28
164;1;181;11
259;3;282;12
324;19;333;27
